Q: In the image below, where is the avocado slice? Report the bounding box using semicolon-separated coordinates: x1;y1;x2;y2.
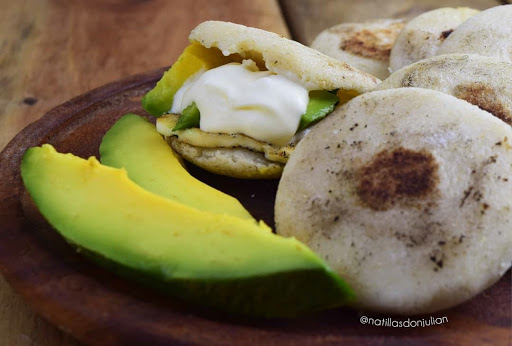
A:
99;114;253;220
21;145;354;317
172;90;339;133
172;103;200;131
142;43;235;117
298;90;339;131
143;42;339;130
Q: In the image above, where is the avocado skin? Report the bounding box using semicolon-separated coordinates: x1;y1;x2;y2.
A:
21;145;354;317
141;67;174;117
81;245;352;317
172;103;200;131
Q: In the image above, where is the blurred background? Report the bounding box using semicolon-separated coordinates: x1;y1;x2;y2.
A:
0;0;505;344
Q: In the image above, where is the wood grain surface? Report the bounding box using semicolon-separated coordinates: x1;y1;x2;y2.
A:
0;0;289;151
1;0;511;345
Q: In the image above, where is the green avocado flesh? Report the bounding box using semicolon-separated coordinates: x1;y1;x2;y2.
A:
298;90;339;131
172;90;339;133
142;44;234;117
172;103;200;131
21;145;354;317
99;114;253;220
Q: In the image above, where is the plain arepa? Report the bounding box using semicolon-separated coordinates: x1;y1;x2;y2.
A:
436;5;512;62
310;19;405;80
389;7;478;72
377;54;512;125
275;88;512;315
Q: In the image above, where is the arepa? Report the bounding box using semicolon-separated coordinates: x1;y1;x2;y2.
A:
275;88;512;315
389;7;478;72
310;19;405;79
189;21;379;92
436;5;512;62
144;21;379;178
376;54;512;124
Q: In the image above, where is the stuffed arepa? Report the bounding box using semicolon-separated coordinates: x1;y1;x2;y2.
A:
310;19;406;80
275;88;512;315
376;54;512;124
145;21;379;179
389;7;478;72
436;5;512;62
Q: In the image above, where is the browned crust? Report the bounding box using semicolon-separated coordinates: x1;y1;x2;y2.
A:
454;82;512;125
356;148;439;210
440;29;454;41
337;22;404;61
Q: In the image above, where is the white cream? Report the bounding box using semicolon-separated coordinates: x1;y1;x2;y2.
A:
170;60;309;146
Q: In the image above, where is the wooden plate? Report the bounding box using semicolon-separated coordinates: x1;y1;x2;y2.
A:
0;68;510;345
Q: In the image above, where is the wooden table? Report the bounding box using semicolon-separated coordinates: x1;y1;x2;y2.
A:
0;0;505;344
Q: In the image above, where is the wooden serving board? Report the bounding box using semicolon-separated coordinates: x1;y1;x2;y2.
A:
1;0;509;344
0;69;510;346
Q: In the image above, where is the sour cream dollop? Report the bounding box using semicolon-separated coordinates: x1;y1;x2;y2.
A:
170;60;309;146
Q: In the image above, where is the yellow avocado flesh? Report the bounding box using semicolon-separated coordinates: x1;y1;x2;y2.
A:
20;145;353;316
99;114;254;220
142;43;236;116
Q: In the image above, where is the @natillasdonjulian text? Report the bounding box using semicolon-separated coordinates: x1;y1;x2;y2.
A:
360;315;448;327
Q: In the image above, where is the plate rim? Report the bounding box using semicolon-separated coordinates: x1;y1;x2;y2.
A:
0;68;510;346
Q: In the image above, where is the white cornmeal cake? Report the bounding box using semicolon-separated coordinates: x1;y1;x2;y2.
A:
389;7;478;72
190;21;380;93
376;54;512;125
310;19;406;80
436;5;512;63
275;88;512;315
